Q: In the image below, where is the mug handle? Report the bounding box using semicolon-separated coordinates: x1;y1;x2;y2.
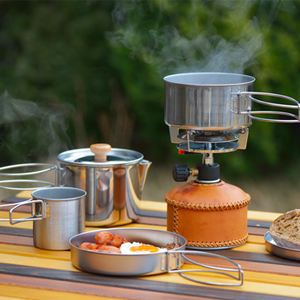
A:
0;199;46;225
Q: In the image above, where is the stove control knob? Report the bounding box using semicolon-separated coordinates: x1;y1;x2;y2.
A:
172;164;190;182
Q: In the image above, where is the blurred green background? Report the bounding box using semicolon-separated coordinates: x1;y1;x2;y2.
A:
0;0;299;212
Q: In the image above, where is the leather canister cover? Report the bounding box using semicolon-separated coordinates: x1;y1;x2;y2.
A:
164;180;251;248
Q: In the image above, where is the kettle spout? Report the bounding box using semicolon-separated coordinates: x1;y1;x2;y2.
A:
139;159;152;192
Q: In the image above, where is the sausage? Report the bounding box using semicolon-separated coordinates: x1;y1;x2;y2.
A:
95;231;127;247
79;242;121;253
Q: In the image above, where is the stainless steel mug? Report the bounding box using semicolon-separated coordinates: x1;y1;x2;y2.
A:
0;187;86;250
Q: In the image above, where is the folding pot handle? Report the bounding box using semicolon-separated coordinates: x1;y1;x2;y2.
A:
231;91;300;123
165;250;244;286
0;163;57;191
0;199;47;225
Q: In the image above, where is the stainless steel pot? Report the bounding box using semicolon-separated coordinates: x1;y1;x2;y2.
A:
0;144;151;227
164;72;300;133
0;187;86;250
57;144;151;226
69;228;244;286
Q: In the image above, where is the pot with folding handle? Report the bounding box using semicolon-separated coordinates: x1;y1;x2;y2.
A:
163;72;300;250
70;228;244;286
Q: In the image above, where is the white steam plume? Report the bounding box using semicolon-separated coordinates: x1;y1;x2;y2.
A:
106;1;283;76
0;90;73;162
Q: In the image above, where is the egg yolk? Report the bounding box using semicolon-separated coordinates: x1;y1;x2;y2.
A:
129;245;159;253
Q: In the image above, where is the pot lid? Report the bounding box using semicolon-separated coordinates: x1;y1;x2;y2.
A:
57;144;144;167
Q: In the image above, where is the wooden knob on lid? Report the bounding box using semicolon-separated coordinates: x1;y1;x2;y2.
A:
90;143;111;162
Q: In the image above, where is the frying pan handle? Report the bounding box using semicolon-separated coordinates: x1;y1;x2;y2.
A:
0;199;47;225
166;250;244;286
232;91;300;123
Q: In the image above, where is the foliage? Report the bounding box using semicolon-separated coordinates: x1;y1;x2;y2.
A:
0;0;299;181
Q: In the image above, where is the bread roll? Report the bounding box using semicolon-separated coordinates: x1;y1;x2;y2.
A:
269;209;300;250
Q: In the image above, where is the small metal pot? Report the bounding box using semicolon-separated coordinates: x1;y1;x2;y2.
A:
70;228;244;286
164;72;300;133
0;187;86;250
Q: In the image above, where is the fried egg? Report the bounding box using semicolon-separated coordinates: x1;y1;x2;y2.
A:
120;242;167;254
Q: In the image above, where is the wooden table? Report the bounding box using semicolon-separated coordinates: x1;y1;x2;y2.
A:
0;198;300;300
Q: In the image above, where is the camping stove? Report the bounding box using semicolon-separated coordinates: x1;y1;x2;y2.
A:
163;72;300;249
164;127;252;250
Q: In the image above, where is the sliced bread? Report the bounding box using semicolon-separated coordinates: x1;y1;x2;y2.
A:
269;209;300;250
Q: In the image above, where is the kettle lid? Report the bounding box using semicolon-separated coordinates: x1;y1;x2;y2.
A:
57;143;144;167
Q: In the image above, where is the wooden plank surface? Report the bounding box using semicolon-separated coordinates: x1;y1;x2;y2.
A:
1;200;300;300
0;273;206;300
1;225;300;299
1;261;300;300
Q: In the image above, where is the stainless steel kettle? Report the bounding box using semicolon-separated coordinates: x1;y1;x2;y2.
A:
57;144;151;226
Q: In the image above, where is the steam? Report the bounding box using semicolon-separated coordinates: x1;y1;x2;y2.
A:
107;1;280;76
0;90;40;124
148;26;264;74
0;90;73;162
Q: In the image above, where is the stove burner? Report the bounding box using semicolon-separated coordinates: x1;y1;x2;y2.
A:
177;130;239;143
173;129;248;154
177;141;239;154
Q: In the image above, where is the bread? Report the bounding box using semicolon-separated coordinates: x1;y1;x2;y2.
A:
269;209;300;250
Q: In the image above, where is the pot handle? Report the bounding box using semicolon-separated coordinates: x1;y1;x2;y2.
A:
0;163;57;191
0;199;47;225
231;91;300;123
165;250;244;286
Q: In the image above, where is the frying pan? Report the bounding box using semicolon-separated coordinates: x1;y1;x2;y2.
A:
69;228;244;286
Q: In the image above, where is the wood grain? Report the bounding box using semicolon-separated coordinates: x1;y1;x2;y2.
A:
0;273;206;300
0;233;33;246
0;262;299;300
